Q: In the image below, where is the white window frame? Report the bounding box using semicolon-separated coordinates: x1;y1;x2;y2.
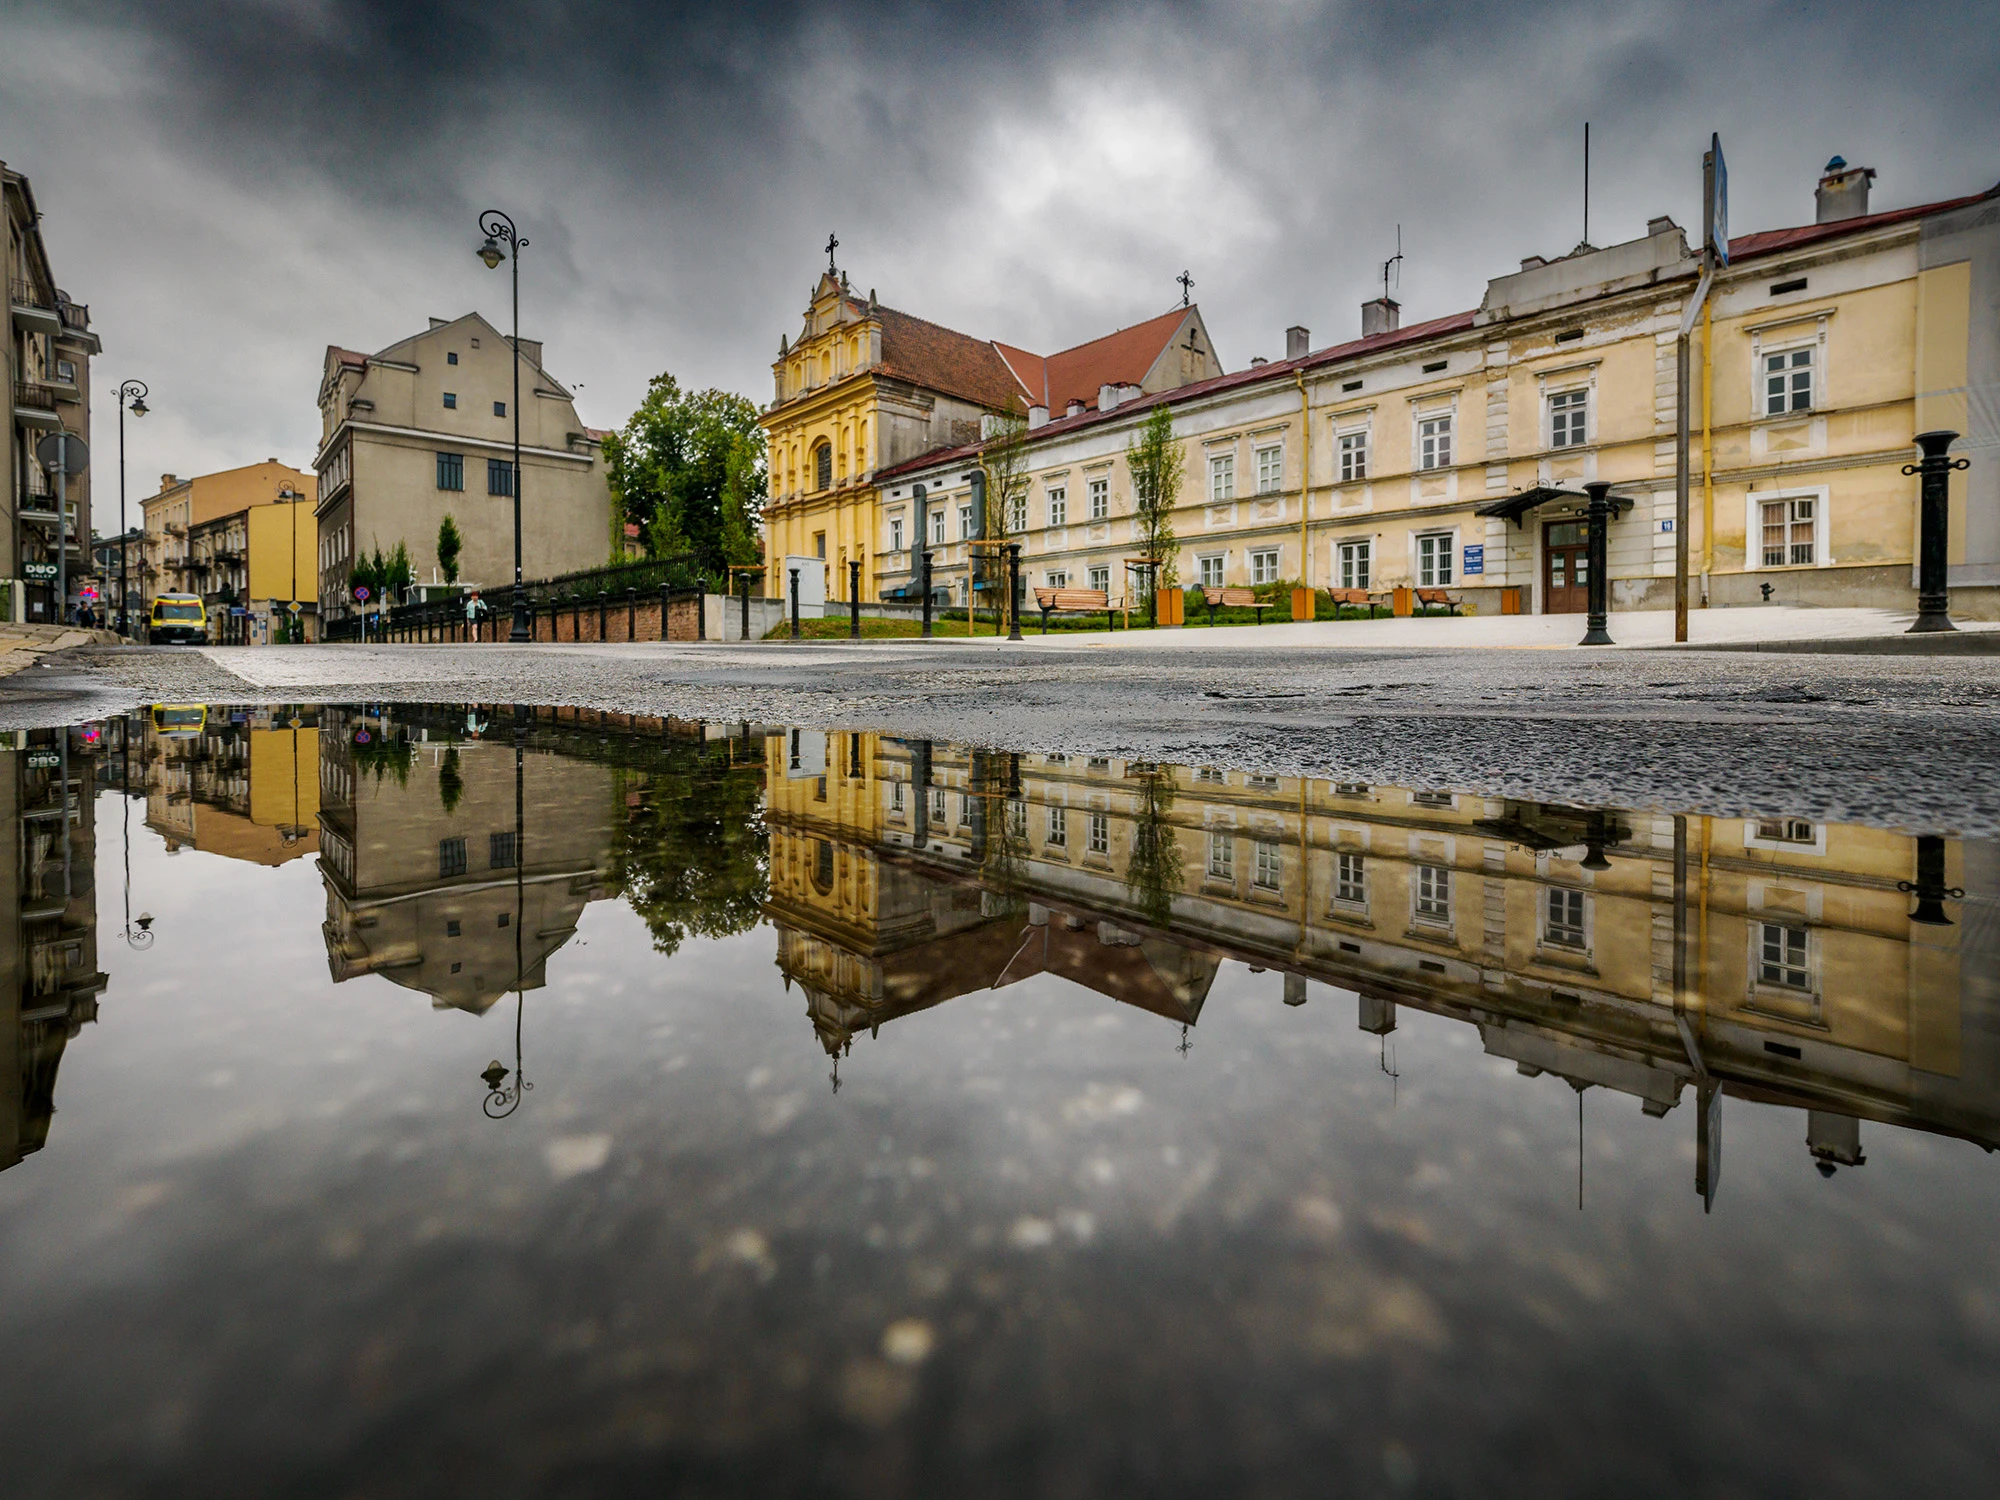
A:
1334;851;1367;908
1087;811;1110;857
1046;805;1067;848
1209;452;1236;502
1760;342;1817;417
1250;548;1280;585
1744;485;1829;571
930;507;947;546
958;503;974;540
1337;427;1370;483
1197;553;1226;588
1254;443;1283;496
1744;818;1827;856
1338;538;1371;590
1006;491;1028;533
1044;569;1068;588
1414;531;1456;587
1417;412;1453;471
1542;886;1589;951
1086;476;1110;520
1754;920;1814;994
1413;863;1452;926
1047;485;1067;527
1548;387;1589;449
1206;832;1234;880
1088;564;1111;594
889;516;904;552
1253;840;1282;892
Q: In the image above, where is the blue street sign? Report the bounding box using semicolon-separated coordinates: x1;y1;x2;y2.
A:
1462;544;1485;575
1661;518;1676;532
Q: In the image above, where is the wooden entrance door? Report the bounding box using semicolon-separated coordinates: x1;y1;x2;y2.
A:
1543;521;1590;614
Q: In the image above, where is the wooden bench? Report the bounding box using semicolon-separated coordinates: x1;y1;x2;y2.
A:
1325;587;1382;619
1413;588;1462;616
1034;586;1117;632
1201;586;1268;625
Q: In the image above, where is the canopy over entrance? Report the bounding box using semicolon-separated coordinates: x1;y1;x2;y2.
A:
1475;485;1636;527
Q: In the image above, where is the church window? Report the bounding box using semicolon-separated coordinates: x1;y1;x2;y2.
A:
813;442;832;491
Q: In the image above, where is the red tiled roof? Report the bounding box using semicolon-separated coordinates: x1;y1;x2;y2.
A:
875;308;1479;483
1728;183;1998;264
1039;307;1192;413
328;345;367;369
874;306;1025;412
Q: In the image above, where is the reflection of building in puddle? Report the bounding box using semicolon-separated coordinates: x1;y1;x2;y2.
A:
2;729;107;1174
765;731;2000;1194
144;706;320;865
765;731;1215;1059
315;708;616;1014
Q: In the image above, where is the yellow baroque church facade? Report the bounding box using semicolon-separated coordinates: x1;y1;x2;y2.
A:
758;263;1221;601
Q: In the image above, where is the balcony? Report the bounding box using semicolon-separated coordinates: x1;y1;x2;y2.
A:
58;299;90;335
9;279;61;337
12;382;62;428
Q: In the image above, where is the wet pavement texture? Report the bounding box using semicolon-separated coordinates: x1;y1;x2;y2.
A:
3;703;1999;1498
8;640;2000;833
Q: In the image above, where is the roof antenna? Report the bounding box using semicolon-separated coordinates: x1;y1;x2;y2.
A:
1381;225;1403;303
1583;122;1591;250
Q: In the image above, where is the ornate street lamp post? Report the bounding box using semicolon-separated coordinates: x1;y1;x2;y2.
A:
476;210;533;642
116;381;148;636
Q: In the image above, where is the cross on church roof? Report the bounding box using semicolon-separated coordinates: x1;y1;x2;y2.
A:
1176;269;1194;306
826;232;840;272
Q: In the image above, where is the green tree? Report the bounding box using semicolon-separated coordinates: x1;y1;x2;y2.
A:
603;373;767;579
437;515;463;585
1126;403;1185;606
609;747;768;956
1124;765;1184;925
437;746;464;815
387;541;414;599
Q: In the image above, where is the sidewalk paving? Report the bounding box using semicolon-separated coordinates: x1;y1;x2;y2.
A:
1020;605;2000;651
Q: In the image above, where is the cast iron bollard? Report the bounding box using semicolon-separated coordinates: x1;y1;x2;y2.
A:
1906;430;1966;633
1007;543;1024;641
919;551;933;637
1579;480;1614;646
627;587;637;641
597;590;608;642
789;567;801;640
740;576;751;641
849;559;862;639
660;582;672;641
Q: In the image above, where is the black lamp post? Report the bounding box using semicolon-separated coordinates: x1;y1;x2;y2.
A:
1579;480;1614;647
1899;834;1964;926
1905;430;1966;634
476;210;533;642
116;380;148;637
1006;543;1024;641
482;708;533;1117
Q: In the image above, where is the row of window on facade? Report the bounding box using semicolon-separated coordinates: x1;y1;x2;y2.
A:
437;390;506;416
438;832;517;877
435;451;517;496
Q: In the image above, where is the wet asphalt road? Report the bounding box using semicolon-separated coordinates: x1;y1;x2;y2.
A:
7;638;2000;833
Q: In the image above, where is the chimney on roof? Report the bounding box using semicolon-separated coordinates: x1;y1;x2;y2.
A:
161;474;178;489
1646;214;1678;238
1099;383;1120;412
1286;326;1309;360
1028;404;1049;430
1815;157;1876;224
1361;297;1400;339
1066;398;1086;418
1519;255;1547;272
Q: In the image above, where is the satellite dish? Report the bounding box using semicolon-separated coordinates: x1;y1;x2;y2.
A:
36;432;89;476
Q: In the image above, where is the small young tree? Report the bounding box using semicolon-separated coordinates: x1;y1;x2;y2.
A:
387;541;415;600
437;514;463;585
1126;402;1185;618
980;412;1032;629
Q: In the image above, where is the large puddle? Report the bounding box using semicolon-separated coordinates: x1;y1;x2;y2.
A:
5;705;1998;1496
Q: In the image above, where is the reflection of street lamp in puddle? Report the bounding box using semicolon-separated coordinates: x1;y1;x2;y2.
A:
480;707;532;1119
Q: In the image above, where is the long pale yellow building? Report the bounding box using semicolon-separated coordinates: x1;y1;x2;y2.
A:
872;156;2000;619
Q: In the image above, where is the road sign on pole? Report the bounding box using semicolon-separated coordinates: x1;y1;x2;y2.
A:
1706;133;1729;266
35;432;88;476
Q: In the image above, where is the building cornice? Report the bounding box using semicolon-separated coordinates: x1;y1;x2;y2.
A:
312;419;597;472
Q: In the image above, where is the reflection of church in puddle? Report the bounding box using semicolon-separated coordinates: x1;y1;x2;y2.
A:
315;708;618;1014
2;728;107;1174
767;730;1999;1195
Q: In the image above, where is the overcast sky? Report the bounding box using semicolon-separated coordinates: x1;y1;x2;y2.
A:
5;0;1996;497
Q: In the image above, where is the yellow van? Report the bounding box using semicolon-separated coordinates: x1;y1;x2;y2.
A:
148;593;209;645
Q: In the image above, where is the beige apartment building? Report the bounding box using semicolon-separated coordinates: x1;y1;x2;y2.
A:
314;313;612;624
873;156;2000;619
141;459;315;609
5;159;100;624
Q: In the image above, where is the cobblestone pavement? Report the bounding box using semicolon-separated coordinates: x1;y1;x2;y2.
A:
8;639;2000;833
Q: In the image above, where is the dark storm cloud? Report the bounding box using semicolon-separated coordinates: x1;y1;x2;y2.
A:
3;0;1995;484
